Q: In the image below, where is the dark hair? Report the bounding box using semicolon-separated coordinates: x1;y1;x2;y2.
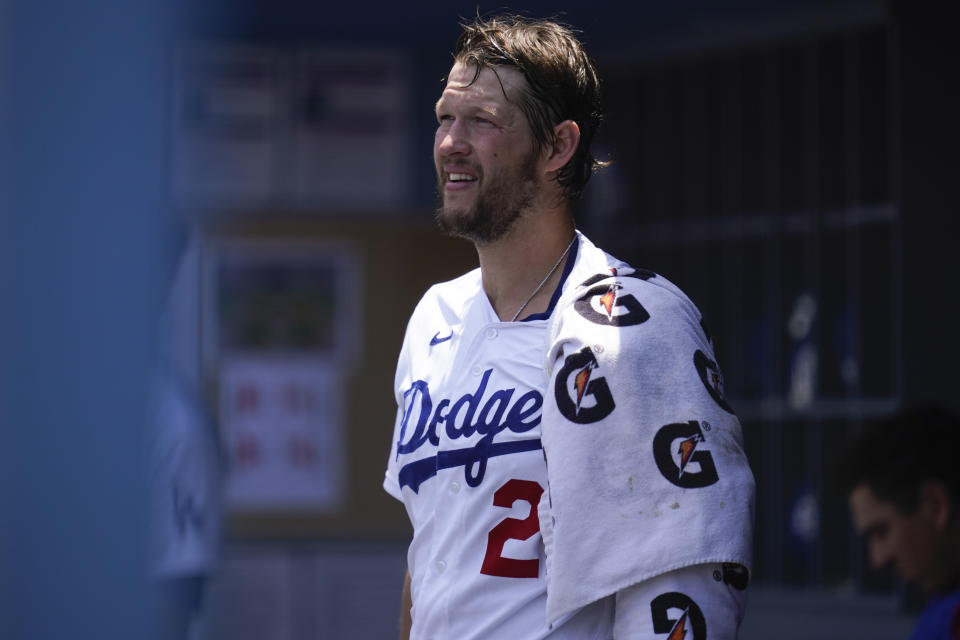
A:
836;406;960;514
452;14;607;201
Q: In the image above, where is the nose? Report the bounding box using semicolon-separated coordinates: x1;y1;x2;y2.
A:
869;540;893;570
436;120;469;156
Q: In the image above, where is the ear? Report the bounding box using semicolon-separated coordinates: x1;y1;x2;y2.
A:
919;481;954;532
542;120;581;174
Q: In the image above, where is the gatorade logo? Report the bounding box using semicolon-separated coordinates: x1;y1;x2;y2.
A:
554;346;615;424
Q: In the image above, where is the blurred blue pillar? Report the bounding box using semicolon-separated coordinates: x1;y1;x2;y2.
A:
1;0;176;638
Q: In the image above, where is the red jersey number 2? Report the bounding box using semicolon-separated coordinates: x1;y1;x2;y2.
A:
480;479;545;578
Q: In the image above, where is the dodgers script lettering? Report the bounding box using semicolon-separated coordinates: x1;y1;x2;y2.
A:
396;369;543;492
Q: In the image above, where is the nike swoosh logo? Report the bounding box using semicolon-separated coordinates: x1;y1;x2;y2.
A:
430;331;453;347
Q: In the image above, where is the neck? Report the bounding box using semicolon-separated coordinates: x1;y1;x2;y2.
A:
477;207;576;322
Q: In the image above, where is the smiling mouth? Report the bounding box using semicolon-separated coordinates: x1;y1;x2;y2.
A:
446;172;477;184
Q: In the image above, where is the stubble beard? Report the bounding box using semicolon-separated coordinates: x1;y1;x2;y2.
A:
434;155;538;245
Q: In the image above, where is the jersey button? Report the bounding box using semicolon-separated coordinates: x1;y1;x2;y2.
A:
471;365;482;376
485;327;498;339
436;560;447;573
450;481;461;494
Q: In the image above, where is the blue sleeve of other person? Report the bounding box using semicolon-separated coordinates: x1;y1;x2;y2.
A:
910;591;960;640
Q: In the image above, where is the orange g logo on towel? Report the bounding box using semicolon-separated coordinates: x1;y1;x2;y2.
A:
554;346;615;424
650;592;706;640
653;420;720;489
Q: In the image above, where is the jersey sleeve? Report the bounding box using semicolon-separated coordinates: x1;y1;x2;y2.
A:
383;297;420;503
538;268;755;625
383;404;405;502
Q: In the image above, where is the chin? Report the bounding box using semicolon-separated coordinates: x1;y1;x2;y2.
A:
906;572;942;595
434;206;473;238
438;206;472;227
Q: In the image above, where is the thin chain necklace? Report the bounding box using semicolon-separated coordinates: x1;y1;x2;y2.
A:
510;235;577;322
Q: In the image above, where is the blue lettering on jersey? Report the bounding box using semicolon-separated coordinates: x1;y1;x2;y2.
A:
395;369;542;492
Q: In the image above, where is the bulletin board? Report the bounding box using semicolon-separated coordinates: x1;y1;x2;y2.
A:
203;238;360;516
199;217;477;538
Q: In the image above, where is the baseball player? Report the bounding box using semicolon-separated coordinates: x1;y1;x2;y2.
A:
384;15;755;639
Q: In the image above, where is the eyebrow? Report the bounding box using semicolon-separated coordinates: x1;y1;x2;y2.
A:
434;95;500;118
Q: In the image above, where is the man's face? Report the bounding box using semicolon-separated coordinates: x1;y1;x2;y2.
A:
433;62;541;244
849;484;944;592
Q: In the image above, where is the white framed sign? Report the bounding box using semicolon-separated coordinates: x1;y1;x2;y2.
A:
220;356;344;512
202;237;361;513
202;237;362;367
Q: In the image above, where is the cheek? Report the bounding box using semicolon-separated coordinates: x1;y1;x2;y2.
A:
896;522;936;570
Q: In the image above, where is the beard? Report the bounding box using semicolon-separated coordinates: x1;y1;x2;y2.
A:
434;152;538;245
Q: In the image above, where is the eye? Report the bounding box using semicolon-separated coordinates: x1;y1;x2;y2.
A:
437;114;453;125
474;116;494;127
866;523;890;544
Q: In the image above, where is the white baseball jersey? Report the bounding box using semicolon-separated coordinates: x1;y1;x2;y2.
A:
384;231;754;639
